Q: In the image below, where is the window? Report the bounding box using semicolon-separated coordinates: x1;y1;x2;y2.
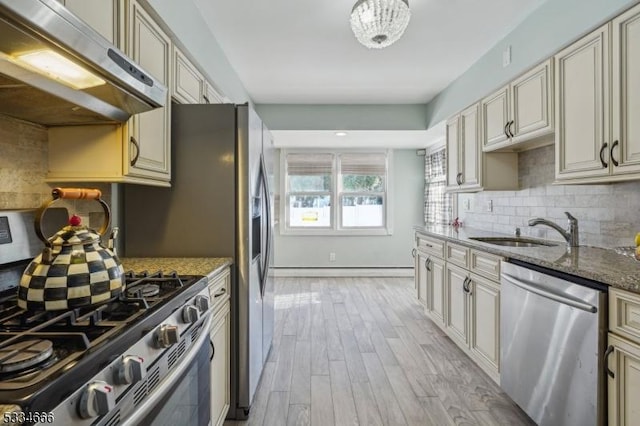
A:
424;147;452;225
282;150;392;235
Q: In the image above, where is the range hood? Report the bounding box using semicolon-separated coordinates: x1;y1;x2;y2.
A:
0;0;167;126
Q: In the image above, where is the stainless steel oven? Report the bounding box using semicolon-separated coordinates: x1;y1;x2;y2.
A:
125;315;212;426
0;210;215;426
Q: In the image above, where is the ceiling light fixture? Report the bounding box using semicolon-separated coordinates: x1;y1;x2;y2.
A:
335;131;348;137
350;0;411;49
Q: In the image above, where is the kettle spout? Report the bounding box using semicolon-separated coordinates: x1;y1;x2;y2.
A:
108;226;119;255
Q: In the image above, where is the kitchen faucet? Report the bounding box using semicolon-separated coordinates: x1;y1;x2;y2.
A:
528;212;579;247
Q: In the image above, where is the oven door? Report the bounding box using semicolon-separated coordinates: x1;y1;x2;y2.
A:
122;314;213;426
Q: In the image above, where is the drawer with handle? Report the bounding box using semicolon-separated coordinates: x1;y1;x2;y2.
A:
470;250;502;282
208;267;231;312
610;287;640;343
415;233;445;258
446;242;470;268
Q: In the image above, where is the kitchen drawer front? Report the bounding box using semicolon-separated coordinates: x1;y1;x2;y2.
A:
446;242;470;268
209;267;231;313
470;250;502;282
416;233;445;258
610;288;640;343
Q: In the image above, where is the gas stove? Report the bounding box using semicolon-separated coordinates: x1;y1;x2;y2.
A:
0;210;213;425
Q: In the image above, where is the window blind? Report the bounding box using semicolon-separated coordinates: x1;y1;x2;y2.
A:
286;153;333;175
340;153;386;175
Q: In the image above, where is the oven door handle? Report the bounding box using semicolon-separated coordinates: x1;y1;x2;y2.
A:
120;313;213;426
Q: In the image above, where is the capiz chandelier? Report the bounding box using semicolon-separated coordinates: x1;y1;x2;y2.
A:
350;0;411;49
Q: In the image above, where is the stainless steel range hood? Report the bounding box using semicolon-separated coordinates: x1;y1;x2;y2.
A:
0;0;167;126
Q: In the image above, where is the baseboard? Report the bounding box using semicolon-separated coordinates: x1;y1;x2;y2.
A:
272;267;414;278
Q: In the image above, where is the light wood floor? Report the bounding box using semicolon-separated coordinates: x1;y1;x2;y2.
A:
225;277;535;426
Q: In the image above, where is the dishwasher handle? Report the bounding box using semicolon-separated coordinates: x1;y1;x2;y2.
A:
501;273;598;313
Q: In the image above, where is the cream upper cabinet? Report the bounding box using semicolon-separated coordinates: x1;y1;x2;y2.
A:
446;103;481;191
511;59;554;142
127;1;171;181
204;80;226;104
173;47;205;104
482;59;553;152
481;86;509;149
446;103;518;193
555;7;640;184
611;3;640;177
47;0;172;186
59;0;119;45
555;23;610;182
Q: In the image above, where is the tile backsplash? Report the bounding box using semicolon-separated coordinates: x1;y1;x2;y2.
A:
458;144;640;248
0;115;111;228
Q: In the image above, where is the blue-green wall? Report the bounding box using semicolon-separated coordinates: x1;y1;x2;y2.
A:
425;0;639;126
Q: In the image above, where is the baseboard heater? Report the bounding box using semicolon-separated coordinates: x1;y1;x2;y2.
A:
272;267;414;277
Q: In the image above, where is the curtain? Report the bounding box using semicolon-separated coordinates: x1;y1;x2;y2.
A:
424;148;451;225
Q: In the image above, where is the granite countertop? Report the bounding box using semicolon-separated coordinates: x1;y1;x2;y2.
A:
121;257;232;280
414;225;640;293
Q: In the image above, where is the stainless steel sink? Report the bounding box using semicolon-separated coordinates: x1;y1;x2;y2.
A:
468;236;559;247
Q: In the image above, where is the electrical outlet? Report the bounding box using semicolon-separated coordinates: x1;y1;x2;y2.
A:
503;45;511;67
487;200;493;212
329;252;336;262
463;199;471;211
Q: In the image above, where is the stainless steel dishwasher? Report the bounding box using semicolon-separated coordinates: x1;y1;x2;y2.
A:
500;260;607;426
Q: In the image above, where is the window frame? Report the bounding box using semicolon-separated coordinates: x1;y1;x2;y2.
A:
280;149;393;236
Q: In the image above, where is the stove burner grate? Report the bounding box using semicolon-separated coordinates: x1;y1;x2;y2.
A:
0;339;54;373
127;284;160;298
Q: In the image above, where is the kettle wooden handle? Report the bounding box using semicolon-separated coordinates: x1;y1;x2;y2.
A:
34;188;111;244
52;187;102;200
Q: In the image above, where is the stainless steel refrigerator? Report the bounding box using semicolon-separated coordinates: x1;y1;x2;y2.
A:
123;103;275;419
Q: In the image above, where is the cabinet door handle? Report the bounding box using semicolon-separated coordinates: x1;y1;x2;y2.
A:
611;140;619;167
604;345;615;378
462;277;469;293
599;142;609;168
504;122;510;138
214;288;227;298
425;257;431;271
203;94;210;104
411;248;417;258
210;340;215;361
130;136;141;167
508;120;515;138
456;172;463;185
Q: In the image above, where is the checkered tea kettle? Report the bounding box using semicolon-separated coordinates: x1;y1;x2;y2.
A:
18;188;125;311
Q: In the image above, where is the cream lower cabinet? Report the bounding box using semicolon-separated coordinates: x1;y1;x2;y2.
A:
210;301;231;426
208;267;231;426
427;257;446;328
414;233;501;382
415;251;429;306
47;0;172;186
469;274;500;373
445;263;470;347
608;287;640;426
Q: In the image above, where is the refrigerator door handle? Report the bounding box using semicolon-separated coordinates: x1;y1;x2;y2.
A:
259;154;272;297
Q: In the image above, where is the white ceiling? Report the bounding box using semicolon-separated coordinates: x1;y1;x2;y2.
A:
193;0;546;105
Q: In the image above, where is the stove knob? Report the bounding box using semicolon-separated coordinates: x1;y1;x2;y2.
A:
195;295;210;312
116;355;146;385
78;381;115;419
182;305;201;323
155;324;179;348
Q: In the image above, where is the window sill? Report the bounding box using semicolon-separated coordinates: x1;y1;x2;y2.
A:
280;228;393;237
